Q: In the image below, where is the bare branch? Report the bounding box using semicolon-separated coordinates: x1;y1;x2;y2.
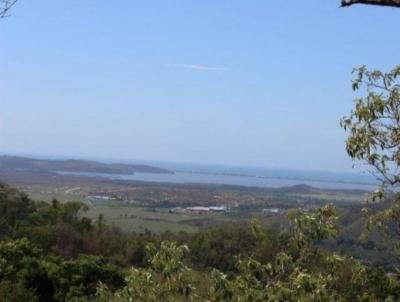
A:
341;0;400;7
0;0;18;18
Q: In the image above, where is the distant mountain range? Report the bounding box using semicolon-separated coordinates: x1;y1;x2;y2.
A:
0;155;173;175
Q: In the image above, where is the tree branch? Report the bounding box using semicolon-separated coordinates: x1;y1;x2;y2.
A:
0;0;18;18
341;0;400;7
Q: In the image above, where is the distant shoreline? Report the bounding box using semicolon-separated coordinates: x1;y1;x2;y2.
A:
0;154;377;191
56;170;377;191
172;169;378;187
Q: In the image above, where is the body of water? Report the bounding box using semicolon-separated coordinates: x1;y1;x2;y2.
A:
58;168;378;191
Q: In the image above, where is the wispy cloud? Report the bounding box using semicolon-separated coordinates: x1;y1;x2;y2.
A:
169;64;227;72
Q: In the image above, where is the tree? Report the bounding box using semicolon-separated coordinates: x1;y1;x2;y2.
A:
341;65;400;248
341;0;400;7
342;66;400;192
0;0;18;18
96;241;194;302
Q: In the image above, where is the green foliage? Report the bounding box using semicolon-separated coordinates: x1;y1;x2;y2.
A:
289;204;338;249
96;241;195;302
44;255;124;301
0;238;41;279
342;65;400;252
341;65;400;192
95;205;400;301
0;182;35;239
210;206;399;301
0;280;39;302
0;183;399;301
188;225;261;273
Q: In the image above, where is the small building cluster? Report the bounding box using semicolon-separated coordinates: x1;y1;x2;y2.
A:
187;206;228;212
170;205;228;214
262;208;281;214
88;195;116;200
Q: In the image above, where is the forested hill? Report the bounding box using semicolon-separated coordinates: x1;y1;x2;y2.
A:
0;155;173;175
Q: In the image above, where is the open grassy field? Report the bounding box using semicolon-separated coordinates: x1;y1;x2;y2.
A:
83;198;251;233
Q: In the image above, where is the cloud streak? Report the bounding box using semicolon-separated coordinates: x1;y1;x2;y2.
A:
170;64;227;72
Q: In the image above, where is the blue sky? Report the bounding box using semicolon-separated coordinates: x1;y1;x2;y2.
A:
0;1;399;171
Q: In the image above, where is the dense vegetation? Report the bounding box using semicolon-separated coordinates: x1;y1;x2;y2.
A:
1;181;399;301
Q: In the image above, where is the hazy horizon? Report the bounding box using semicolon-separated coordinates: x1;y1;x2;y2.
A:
1;1;399;172
0;151;376;178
